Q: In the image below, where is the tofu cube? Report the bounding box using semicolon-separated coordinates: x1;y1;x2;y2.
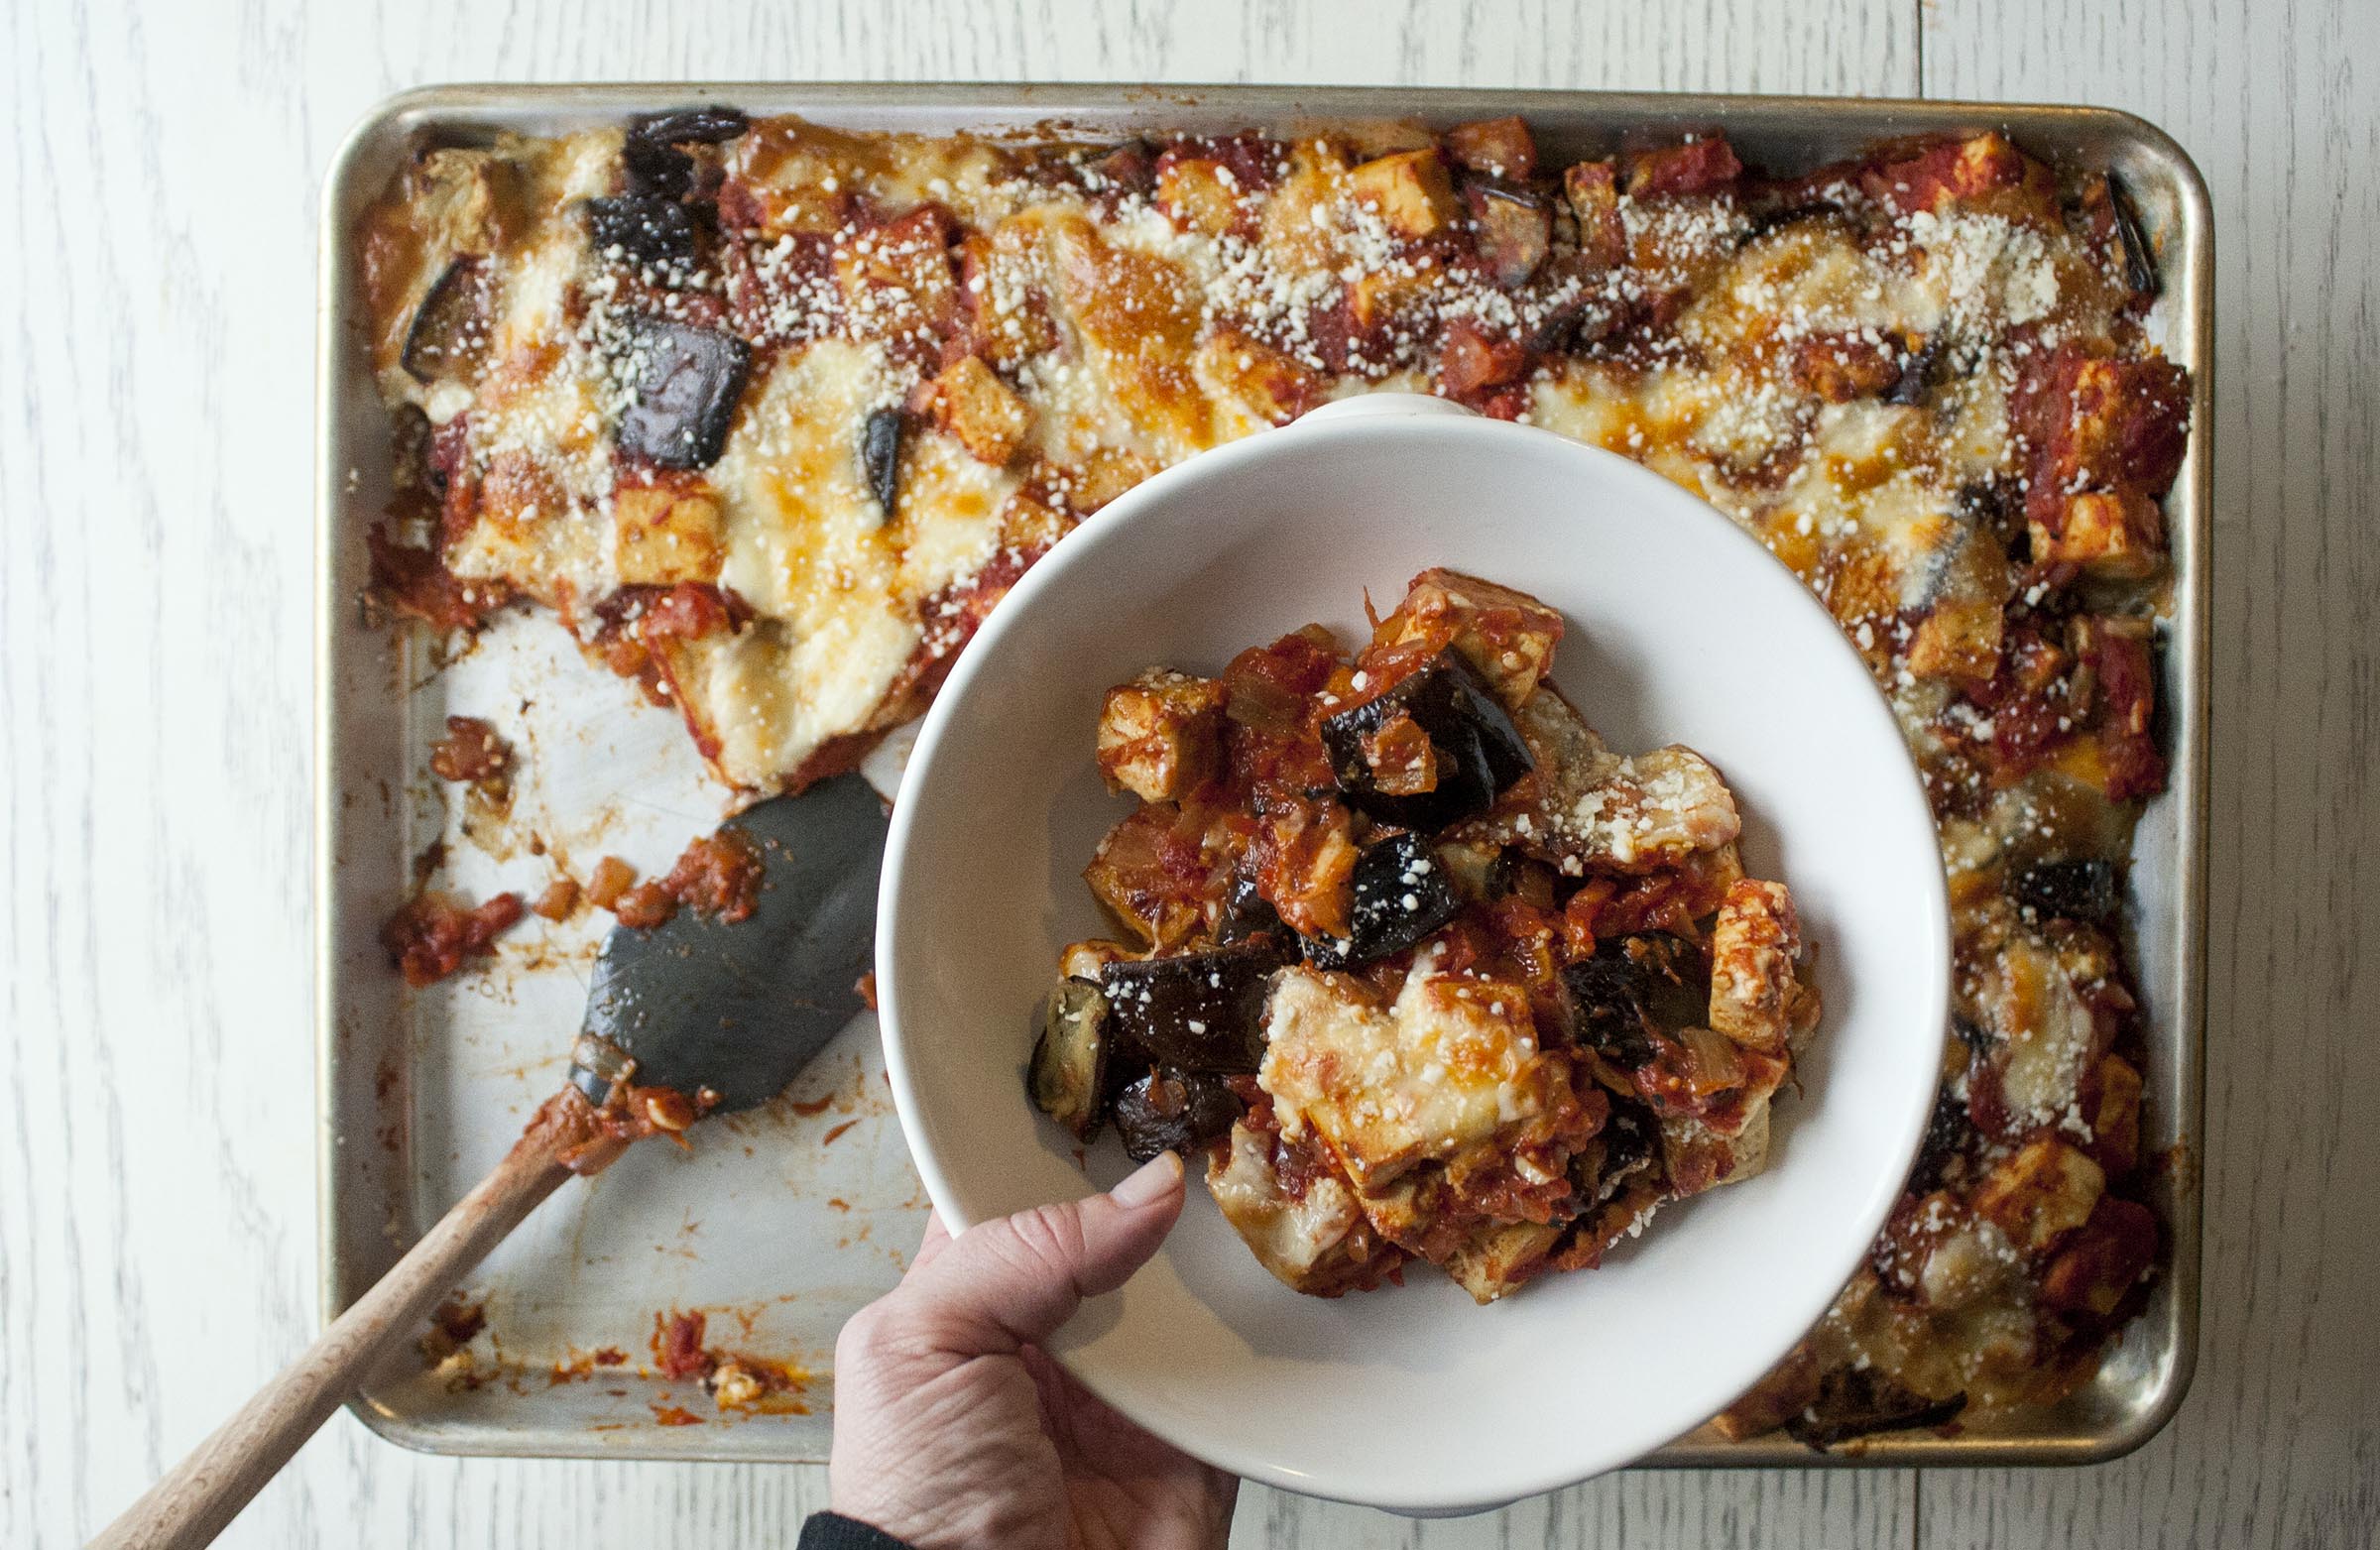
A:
1443;116;1538;179
478;450;567;537
1443;1221;1564;1304
1347;149;1459;239
1095;668;1228;801
1057;938;1133;983
1868;132;2059;224
926;354;1032;466
1562;159;1627;270
2038;1195;2157;1316
2086;1053;2143;1175
1707;880;1807;1056
1972;1134;2106;1254
833;204;961;343
1374;568;1565;707
956;233;1059;366
1066;446;1161;515
612;483;725;585
1907;594;2007;685
2032;490;2166;579
1154;155;1247;237
1207;1120;1372;1295
2021;351;2192;513
1348;266;1434;332
1195;328;1323;425
1942;132;2035;198
2066;355;2193;495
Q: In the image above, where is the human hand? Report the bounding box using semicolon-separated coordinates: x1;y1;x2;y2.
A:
828;1152;1239;1550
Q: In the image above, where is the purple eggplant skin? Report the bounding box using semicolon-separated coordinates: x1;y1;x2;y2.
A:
622;106;752;199
1886;332;1947;407
861;408;904;519
1299;831;1465;968
1099;938;1286;1074
1112;1070;1245;1162
400;256;492;385
1319;650;1534;832
1216;871;1286;943
633;106;751;146
586;195;701;265
1574;1097;1658;1204
613;314;753;469
1736;198;1847;249
625;135;695;199
1560;932;1707;1065
2106;173;2161;298
1027;977;1111;1142
2009;857;2119;924
1784;1369;1967;1451
1463;180;1553;289
1907;1086;1972;1193
1091;141;1159;197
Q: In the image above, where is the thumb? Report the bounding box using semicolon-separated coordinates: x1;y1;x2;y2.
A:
895;1151;1186;1354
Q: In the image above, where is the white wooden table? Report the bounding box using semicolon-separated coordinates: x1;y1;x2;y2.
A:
5;0;2374;1544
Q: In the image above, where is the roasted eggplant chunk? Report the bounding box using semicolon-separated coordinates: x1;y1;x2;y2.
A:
2106;172;2160;298
1112;1070;1245;1162
1886;332;1946;407
1783;1368;1966;1450
613;314;753;469
1577;1098;1658;1202
2008;857;2119;923
586;194;700;265
623;105;751;199
1217;872;1285;943
1299;832;1464;968
1599;1100;1657;1177
1319;650;1533;831
1909;1087;1972;1192
1561;933;1708;1065
1463;181;1553;289
1027;977;1111;1140
401;256;492;385
634;106;752;147
861;407;904;520
1099;940;1283;1073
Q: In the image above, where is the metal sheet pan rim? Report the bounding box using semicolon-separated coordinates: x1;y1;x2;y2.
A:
316;80;2210;1473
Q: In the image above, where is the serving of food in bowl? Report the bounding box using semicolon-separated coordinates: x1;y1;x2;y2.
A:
877;396;1950;1509
1029;567;1825;1305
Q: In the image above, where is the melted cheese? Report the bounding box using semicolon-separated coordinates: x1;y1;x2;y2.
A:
1473;688;1741;875
1206;1119;1366;1293
691;338;1013;775
1260;958;1552;1189
367;116;2166;801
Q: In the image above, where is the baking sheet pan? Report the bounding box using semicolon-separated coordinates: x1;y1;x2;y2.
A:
316;83;2209;1468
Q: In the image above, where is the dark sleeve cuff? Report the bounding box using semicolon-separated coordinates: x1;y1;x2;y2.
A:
797;1510;918;1550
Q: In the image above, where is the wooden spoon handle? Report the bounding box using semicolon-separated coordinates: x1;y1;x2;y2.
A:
86;1120;577;1550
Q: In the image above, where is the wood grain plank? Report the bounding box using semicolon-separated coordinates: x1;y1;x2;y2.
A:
1918;0;2380;1547
2;3;1933;1549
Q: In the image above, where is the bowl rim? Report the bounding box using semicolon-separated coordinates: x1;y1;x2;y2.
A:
876;402;1951;1511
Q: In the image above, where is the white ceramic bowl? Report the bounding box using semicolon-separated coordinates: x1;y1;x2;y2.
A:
877;395;1948;1513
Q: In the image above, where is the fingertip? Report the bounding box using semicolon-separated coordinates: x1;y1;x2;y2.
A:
1108;1149;1184;1211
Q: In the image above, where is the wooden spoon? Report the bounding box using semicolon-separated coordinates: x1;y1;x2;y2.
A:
88;773;891;1550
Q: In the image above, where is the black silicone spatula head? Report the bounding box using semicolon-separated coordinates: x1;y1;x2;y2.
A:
568;771;890;1115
